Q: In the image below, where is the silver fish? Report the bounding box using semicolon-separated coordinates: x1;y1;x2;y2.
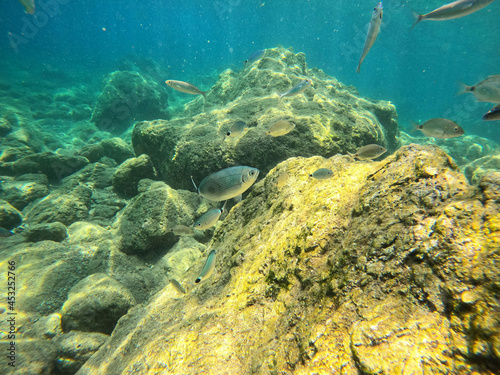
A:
196;166;259;202
310;168;334;180
195;249;216;283
194;201;226;230
352;144;387;160
412;118;464;138
459;75;500;103
170;279;187;294
165;80;207;97
356;2;383;73
275;170;290;188
412;0;495;28
279;79;312;101
170;225;194;236
226;121;247;138
483;104;500;121
266;120;296;137
244;49;265;65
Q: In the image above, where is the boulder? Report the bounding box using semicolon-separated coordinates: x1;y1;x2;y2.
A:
0;173;49;210
61;273;136;334
112;154;157;196
25;222;68;243
0;199;23;229
79;137;134;164
90;71;168;133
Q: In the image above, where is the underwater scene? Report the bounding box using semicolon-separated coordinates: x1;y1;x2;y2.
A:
0;0;499;374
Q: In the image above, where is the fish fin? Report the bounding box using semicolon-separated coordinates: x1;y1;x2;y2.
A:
411;11;422;30
221;200;228;213
233;194;242;203
456;82;472;96
190;176;198;192
346;151;356;161
355;64;361;74
409;121;421;133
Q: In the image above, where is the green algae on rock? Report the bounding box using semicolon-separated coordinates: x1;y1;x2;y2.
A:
132;46;398;191
77;144;499;374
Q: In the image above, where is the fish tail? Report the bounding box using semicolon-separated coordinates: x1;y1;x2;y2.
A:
457;82;473;96
355;63;361;74
409;121;420;133
411;11;423;30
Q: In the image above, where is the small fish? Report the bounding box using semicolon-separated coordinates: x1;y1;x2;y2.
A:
412;0;495;29
351;144;387;160
411;118;464;138
170;225;194;236
279;79;313;101
244;50;265;65
195;249;216;283
310;168;334;180
0;227;13;237
19;0;35;14
275;170;290;188
0;307;5;314
165;80;207;97
194;201;227;230
194;166;260;202
226;121;247;138
459;75;500;103
356;2;383;73
266;120;296;137
170;279;186;295
483;104;500;121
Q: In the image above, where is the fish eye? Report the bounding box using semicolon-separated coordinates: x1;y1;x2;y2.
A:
454;127;458;131
227;131;231;136
250;170;255;176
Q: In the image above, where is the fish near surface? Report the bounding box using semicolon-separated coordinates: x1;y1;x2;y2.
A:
197;166;259;202
266;120;296;137
356;2;383;73
19;0;35;14
459;75;500;103
412;118;464;138
279;79;313;101
310;168;334;180
412;0;495;28
165;80;207;97
195;250;216;283
352;144;387;160
483;104;500;121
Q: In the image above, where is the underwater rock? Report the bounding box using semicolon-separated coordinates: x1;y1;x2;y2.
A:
67;221;112;244
0;241;91;314
87;187;127;227
53;331;109;375
25;221;68;243
0;173;49;210
79;137;134;164
63;160;117;190
0;116;12;136
78;144;499;374
91;70;168;134
88;240;168;304
464;152;500;185
24;313;63;340
115;180;202;255
24;183;92;226
61;273;136;334
0;199;23;230
132;46;398;191
112;154;157;196
3;151;89;182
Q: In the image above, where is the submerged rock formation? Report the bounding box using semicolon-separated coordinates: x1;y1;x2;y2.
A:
132;46;399;191
76;144;499;374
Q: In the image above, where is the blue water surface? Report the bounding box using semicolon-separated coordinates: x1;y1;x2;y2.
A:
1;0;499;140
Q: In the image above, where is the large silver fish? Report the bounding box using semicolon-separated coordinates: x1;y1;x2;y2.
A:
351;144;387;160
411;118;464;138
459;75;500;103
412;0;495;28
165;80;207;97
356;2;383;74
196;166;259;202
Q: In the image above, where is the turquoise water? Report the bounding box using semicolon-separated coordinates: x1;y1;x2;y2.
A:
1;0;499;140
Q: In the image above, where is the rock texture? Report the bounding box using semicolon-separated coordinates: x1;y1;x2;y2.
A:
76;144;500;374
132;46;399;191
